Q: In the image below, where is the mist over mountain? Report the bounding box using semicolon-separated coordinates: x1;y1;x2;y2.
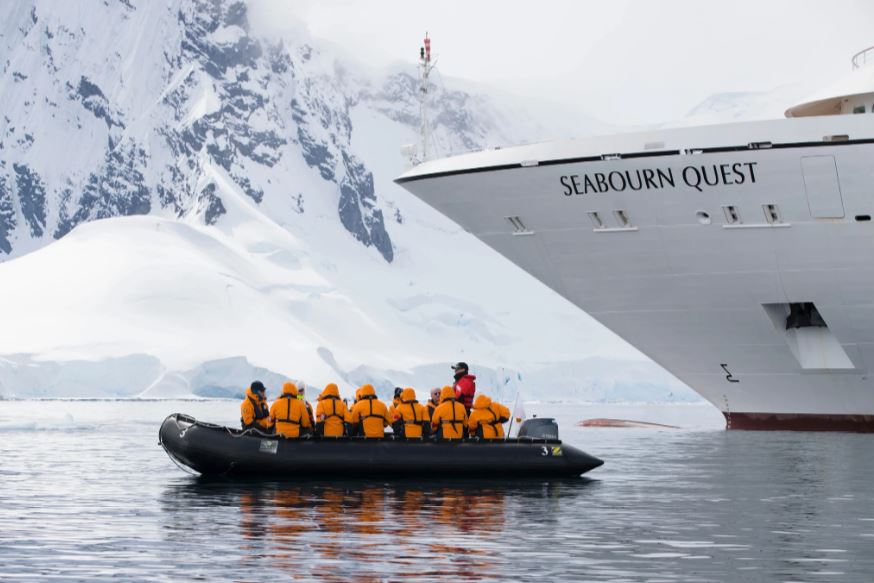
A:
0;0;696;402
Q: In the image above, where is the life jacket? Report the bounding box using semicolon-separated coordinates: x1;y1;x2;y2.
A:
453;374;477;411
350;385;390;438
241;388;272;431
392;388;427;439
469;394;500;439
316;383;348;437
431;386;467;440
270;382;312;438
303;399;315;426
489;401;511;438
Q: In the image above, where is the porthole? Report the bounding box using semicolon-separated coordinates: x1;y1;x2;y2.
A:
696;211;711;225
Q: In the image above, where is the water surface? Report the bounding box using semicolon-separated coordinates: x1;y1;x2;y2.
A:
1;400;872;581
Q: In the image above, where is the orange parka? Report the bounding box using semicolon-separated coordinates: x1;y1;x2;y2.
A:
349;384;391;438
391;388;429;438
431;386;468;440
240;386;273;431
489;400;511;438
468;394;501;439
316;383;349;437
425;395;439;421
270;382;313;438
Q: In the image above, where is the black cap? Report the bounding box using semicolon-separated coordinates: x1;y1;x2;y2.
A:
451;362;469;372
394;387;403;397
250;381;266;393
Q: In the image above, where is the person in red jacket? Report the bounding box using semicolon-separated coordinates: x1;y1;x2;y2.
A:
452;362;476;412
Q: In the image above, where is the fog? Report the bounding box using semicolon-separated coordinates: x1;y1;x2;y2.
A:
250;0;874;126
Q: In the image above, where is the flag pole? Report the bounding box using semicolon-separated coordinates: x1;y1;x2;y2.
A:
505;391;520;441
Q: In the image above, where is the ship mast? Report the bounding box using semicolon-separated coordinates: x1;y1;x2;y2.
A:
418;32;435;162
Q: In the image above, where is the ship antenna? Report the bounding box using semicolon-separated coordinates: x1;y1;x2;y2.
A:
401;32;437;167
419;32;435;162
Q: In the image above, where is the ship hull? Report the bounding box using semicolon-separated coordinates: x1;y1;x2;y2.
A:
397;115;874;431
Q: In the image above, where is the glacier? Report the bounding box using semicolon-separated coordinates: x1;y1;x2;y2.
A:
0;0;697;402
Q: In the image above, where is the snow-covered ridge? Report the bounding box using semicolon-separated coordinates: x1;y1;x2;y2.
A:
0;0;699;402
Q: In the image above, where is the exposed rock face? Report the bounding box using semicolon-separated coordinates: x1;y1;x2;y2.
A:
0;0;522;265
12;163;46;238
0;171;16;254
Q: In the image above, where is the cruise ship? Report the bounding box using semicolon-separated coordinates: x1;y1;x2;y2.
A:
397;47;874;431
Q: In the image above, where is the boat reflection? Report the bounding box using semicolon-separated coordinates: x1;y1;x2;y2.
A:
160;478;597;580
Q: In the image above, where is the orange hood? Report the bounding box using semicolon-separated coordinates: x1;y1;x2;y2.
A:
282;382;299;397
473;394;492;409
439;386;455;403
319;383;340;400
400;387;417;403
246;387;265;401
359;384;376;398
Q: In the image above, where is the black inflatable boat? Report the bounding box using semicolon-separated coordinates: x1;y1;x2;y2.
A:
159;413;604;478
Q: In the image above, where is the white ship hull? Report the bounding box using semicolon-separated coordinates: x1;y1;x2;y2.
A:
398;114;874;431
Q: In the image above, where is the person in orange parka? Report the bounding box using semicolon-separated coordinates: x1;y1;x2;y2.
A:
297;384;316;427
468;394;501;439
345;386;364;436
315;383;348;437
489;399;511;438
349;384;391;438
269;382;313;438
425;387;441;420
430;386;468;440
391;387;429;439
390;387;403;413
240;381;273;432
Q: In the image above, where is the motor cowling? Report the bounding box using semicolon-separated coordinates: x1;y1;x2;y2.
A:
517;418;559;440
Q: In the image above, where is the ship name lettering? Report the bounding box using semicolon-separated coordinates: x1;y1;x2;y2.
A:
560;168;676;196
560;161;757;196
682;162;758;192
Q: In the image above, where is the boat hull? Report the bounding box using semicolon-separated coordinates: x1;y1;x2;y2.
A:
159;414;604;478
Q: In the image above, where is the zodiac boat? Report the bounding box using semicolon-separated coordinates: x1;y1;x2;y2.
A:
159;413;604;478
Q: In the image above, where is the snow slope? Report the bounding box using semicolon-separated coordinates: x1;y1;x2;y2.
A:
0;0;697;402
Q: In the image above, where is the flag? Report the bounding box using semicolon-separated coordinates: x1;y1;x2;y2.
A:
507;392;526;438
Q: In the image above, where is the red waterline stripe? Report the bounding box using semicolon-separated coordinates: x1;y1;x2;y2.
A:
725;412;874;432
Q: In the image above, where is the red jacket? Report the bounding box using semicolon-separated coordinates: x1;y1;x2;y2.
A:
454;374;476;410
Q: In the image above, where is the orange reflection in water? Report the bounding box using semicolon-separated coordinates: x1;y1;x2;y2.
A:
234;483;508;581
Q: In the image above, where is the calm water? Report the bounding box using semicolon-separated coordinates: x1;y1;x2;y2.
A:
1;400;873;582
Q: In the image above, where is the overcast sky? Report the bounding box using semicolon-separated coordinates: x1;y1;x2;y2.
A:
252;0;874;126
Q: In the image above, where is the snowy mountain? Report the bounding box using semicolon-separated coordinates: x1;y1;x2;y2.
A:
0;0;696;402
681;84;818;126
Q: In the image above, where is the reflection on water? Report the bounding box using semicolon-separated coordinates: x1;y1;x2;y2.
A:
3;400;874;581
160;478;592;581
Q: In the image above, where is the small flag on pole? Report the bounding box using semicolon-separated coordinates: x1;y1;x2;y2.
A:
513;397;526;424
506;392;526;439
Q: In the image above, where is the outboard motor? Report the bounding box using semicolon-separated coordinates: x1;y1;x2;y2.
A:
517;418;559;440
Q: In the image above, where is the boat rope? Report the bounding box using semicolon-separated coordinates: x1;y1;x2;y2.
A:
159;441;200;476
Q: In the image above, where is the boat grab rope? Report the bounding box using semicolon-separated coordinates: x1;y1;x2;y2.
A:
159;440;200;476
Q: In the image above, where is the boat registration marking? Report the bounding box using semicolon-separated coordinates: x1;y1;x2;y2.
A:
259;439;278;454
540;446;563;457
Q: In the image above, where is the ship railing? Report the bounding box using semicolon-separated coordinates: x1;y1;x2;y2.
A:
851;45;874;69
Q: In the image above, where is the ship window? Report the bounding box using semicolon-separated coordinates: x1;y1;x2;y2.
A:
613;209;631;227
853;105;866;114
763;204;781;224
587;211;604;229
696;211;711;225
856;214;871;221
722;205;741;225
505;216;532;234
